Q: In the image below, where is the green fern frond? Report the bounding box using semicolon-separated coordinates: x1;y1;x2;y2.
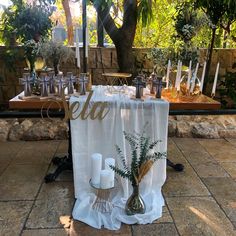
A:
115;144;129;171
123;131;139;148
110;165;131;180
113;124;166;185
149;140;161;150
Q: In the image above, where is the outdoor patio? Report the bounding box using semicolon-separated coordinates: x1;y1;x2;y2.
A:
0;138;236;236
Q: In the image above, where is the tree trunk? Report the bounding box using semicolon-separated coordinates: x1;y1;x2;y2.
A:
62;0;74;45
115;42;134;73
97;14;104;47
92;0;137;73
223;30;227;48
203;27;216;94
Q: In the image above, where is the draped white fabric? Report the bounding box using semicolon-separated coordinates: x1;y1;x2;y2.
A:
70;86;169;230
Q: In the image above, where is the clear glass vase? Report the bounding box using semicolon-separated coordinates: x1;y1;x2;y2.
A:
125;185;146;215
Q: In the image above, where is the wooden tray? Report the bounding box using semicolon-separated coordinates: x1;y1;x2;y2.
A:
9;92;221;110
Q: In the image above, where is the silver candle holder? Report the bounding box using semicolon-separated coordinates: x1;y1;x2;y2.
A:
89;179;115;213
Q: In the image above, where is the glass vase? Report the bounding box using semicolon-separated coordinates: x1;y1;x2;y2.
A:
125;185;146;215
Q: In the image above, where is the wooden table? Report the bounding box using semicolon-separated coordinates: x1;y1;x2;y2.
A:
8;88;221;183
9;91;221;110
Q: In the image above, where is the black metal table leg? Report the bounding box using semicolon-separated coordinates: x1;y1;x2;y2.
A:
167;159;184;172
45;121;73;183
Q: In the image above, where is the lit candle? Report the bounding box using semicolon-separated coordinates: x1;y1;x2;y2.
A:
100;170;113;189
91;153;102;186
166;59;171;88
190;62;199;94
187;60;192;90
105;158;115;187
212;62;220;96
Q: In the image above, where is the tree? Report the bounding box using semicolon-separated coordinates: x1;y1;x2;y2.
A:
90;0;154;73
134;0;176;48
219;0;236;45
0;0;53;45
195;0;236;93
62;0;74;45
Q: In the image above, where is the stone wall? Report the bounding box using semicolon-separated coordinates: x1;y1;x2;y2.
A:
0;118;68;141
0;115;236;141
0;46;236;107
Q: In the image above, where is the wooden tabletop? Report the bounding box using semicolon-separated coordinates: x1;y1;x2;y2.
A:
102;73;132;78
9;91;221;111
9;92;64;110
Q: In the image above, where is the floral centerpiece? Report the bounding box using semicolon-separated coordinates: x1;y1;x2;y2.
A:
110;127;166;215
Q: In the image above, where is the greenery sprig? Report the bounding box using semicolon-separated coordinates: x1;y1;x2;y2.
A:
110;126;166;186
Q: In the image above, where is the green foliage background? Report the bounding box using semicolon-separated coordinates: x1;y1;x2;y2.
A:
0;0;235;48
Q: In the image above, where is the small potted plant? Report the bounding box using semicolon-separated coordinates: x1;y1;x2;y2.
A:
39;41;75;75
110;126;166;215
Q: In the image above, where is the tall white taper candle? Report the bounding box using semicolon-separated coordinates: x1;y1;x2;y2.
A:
75;28;80;68
200;61;207;92
175;60;180;89
187;60;192;90
166;59;171;88
212;62;220;96
91;153;102;186
190;62;199;93
177;61;182;91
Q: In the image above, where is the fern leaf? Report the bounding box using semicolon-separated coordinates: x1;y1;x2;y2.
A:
115;144;129;171
109;165;131;180
149;140;161;150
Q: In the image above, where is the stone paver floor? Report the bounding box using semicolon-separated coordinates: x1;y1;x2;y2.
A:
0;138;236;236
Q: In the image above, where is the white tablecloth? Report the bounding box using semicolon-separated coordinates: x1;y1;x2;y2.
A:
70;86;169;230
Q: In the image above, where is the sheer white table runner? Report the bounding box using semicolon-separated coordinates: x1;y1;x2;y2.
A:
70;86;169;230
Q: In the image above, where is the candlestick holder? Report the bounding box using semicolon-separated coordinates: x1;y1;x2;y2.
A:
89;179;115;213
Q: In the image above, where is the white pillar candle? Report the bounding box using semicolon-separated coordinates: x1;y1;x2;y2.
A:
166;59;171;88
212;62;220;96
200;61;207;92
105;158;115;187
100;170;113;189
91;153;102;186
190;62;199;93
187;60;192;90
175;60;180;89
